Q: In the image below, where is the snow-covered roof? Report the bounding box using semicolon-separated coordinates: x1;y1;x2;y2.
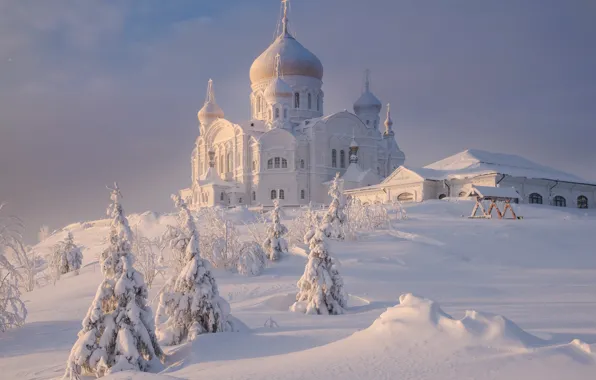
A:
466;186;520;199
418;149;592;184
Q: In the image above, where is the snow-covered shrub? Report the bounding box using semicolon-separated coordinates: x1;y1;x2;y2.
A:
0;204;27;332
199;207;242;271
287;203;321;248
236;241;266;276
263;200;288;261
49;232;83;283
291;227;347;315
343;198;391;239
2;229;43;292
155;195;233;346
132;228;162;288
391;198;408;220
63;184;163;379
321;173;347;240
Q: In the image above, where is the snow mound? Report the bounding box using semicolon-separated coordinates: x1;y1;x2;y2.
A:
370;293;543;348
221;206;260;224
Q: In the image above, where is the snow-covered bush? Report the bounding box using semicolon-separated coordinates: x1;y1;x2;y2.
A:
199;207;242;271
155;195;233;346
291;227;347;315
321;173;347;240
236;241;266;276
49;232;83;283
343;198;391;240
287;203;320;248
263;200;288;261
2;230;43;292
63;184;163;379
132;228;162;288
0;204;27;332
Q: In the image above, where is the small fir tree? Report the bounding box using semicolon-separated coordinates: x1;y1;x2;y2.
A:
51;232;83;281
63;184;163;379
291;227;347;315
321;173;347;240
263;200;288;261
155;195;233;346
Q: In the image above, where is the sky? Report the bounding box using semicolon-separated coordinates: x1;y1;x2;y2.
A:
1;0;595;242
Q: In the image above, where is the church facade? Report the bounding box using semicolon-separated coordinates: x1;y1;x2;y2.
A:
179;1;405;209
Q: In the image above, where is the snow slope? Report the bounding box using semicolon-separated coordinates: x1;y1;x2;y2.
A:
1;200;595;379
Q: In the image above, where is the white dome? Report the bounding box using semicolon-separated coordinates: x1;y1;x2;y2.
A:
198;102;224;125
264;77;293;103
353;91;382;114
250;34;323;84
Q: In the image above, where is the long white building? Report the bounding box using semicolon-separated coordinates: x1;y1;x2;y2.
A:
180;1;405;208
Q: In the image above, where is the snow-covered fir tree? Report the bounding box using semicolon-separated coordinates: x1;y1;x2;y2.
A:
63;184;163;379
237;241;266;276
263;200;288;261
155;195;233;346
291;227;347;315
321;173;347;240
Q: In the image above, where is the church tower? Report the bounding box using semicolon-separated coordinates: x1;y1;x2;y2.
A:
353;69;382;130
383;103;406;174
197;79;224;135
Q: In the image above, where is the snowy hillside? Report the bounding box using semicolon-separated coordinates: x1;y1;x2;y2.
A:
1;200;596;379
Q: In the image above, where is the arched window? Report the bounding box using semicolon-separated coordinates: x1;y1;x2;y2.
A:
294;92;300;108
267;158;273;169
529;193;543;204
239;198;242;204
397;192;414;202
301;189;305;199
271;190;277;199
219;155;224;174
283;108;288;119
275;108;280;119
220;192;224;201
577;195;588;209
300;159;305;169
553;195;566;207
374;120;378;128
340;150;346;168
366;120;370;125
252;160;256;171
279;189;285;200
438;194;447;200
308;93;312;109
281;158;288;168
252;191;256;201
331;149;337;168
274;157;281;168
226;153;232;173
256;96;261;116
377;167;381;175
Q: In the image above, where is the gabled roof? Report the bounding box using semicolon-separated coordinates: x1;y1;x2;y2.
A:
424;149;591;184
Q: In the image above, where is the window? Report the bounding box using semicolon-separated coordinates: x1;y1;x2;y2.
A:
271;190;277;199
227;153;232;173
301;189;305;199
529;193;543;204
340;150;346;168
252;160;256;171
220;192;224;201
300;159;305;169
279;189;285;200
275;108;280;119
267;159;273;169
397;192;414;202
282;158;288;168
256;96;261;116
377;167;381;175
317;94;321;111
331;149;337;168
366;120;370;125
268;109;272;120
553;195;566;207
284;108;288;119
578;195;588;209
308;93;312;109
294;92;300;108
274;157;281;168
438;194;447;200
252;191;256;201
239;198;242;203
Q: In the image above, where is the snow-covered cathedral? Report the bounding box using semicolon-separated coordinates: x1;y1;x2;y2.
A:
180;1;405;208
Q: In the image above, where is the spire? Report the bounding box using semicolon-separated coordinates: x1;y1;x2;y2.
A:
384;103;394;136
205;78;216;104
364;69;371;93
281;0;290;37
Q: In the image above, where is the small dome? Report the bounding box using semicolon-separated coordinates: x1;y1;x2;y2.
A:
198;79;224;125
353;90;382;114
250;34;323;84
264;77;293;103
